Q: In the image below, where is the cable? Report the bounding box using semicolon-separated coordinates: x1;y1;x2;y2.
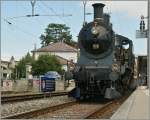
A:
41;1;67;23
21;3;43;27
2;18;37;39
40;1;77;33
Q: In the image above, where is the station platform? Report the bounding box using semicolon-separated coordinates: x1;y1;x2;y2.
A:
111;86;149;120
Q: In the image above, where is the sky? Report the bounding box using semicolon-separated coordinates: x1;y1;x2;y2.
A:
1;1;148;61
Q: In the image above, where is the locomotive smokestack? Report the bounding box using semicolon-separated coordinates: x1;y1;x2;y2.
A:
92;3;105;20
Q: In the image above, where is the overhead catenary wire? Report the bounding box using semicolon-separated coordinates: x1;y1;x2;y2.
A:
20;3;44;28
4;0;73;37
40;1;69;24
5;1;77;37
2;17;38;56
4;1;73;49
9;3;42;49
6;0;72;20
40;1;77;34
3;18;37;39
4;1;78;42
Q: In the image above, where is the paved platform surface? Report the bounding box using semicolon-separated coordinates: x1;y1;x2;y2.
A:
111;86;149;120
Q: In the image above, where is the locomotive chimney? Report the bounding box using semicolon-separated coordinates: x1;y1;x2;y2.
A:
92;3;105;20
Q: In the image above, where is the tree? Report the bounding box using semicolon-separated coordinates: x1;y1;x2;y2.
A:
40;23;77;47
13;52;34;79
31;55;62;76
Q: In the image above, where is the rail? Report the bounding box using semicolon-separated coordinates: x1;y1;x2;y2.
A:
2;93;131;119
1;91;68;104
85;94;130;119
2;101;76;119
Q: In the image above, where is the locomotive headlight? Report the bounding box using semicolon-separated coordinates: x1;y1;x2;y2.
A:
91;27;98;35
93;44;99;49
111;63;120;72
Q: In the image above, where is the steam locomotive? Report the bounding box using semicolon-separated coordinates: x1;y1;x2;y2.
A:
67;3;135;100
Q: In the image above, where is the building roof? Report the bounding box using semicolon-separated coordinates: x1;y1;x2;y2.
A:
33;42;77;52
55;55;68;65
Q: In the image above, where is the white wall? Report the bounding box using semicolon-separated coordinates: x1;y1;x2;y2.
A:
34;51;77;63
54;52;77;63
2;80;64;92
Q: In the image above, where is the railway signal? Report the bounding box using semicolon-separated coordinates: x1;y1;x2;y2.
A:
136;15;148;38
140;16;145;31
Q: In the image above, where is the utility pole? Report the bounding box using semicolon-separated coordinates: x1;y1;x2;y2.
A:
83;1;87;26
31;0;36;16
7;1;72;19
82;1;92;26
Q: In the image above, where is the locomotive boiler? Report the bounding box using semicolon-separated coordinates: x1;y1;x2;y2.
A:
67;3;135;100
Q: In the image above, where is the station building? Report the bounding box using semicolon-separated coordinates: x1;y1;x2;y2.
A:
137;55;147;85
31;42;78;71
134;55;147;85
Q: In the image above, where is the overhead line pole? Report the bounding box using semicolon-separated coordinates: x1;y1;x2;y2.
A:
83;1;87;26
31;0;36;16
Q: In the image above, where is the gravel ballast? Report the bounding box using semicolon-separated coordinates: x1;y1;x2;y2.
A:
1;95;74;117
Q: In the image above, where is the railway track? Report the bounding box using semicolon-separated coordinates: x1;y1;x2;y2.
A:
85;95;129;119
2;101;76;119
35;102;110;119
1;91;30;95
1;91;68;104
2;94;130;119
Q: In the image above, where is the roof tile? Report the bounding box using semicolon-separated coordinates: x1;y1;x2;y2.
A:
34;42;77;52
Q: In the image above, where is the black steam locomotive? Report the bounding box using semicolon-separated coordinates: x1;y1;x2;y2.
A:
67;3;135;100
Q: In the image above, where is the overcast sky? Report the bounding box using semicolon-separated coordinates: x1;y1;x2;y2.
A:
1;1;148;61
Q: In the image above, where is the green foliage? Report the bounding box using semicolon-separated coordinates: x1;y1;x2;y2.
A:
40;23;77;47
31;55;62;76
13;52;33;79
